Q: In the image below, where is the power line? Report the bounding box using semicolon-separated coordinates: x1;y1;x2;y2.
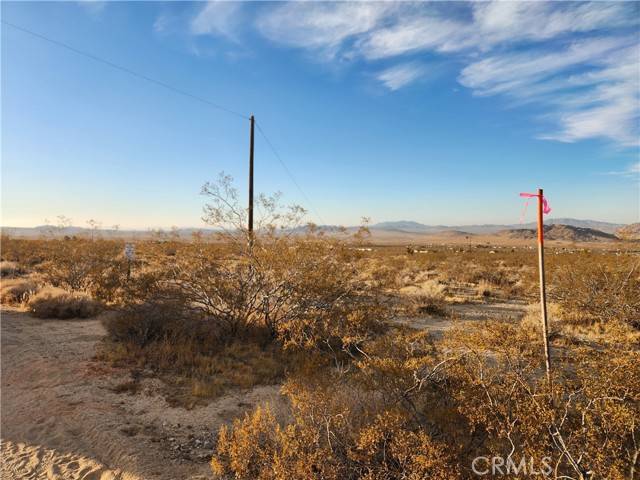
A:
2;20;250;120
255;121;326;226
4;19;325;226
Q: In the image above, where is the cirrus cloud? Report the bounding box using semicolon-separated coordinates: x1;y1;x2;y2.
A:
185;1;640;147
376;62;426;91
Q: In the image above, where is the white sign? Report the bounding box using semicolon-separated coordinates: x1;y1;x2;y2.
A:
124;243;135;261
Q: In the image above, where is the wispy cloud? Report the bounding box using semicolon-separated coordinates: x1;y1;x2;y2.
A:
185;1;640;147
190;1;244;41
458;37;640;145
470;2;633;49
154;14;171;34
77;1;106;16
377;62;426;91
603;161;640;178
458;37;629;96
256;2;396;60
256;2;634;59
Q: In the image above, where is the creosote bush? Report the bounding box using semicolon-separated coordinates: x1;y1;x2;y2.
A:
103;299;196;346
552;261;640;330
99;228;388;403
94;175;392;404
32;238;130;303
213;319;639;480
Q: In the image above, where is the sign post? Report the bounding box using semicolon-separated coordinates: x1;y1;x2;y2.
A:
124;243;135;280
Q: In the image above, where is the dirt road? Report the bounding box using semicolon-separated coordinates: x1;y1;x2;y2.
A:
1;309;281;480
392;300;528;336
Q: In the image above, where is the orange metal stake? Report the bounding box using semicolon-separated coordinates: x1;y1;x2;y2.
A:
537;188;551;383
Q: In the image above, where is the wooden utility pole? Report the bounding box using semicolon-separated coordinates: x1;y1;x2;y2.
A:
537;188;551;383
248;114;255;246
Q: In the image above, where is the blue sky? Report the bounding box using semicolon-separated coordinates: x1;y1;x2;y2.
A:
2;1;639;229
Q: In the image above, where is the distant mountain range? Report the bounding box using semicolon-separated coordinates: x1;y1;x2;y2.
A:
370;218;625;235
497;224;618;242
1;218;629;239
0;225;212;239
616;223;640;241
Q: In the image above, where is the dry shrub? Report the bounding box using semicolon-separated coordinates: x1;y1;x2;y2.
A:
166;233;388;354
521;302;562;330
476;279;496;298
434;252;533;299
213;320;639;480
559;318;640;348
552;261;640;329
1;278;39;304
211;330;457;479
442;321;639;480
1;236;48;266
103;299;193;347
400;279;449;317
98;174;389;403
525;301;640;349
212;380;458;480
211;405;282;478
0;260;23;277
181;341;288;402
101;292;291;404
29;287;101;319
38;238;129;303
102;230;386;403
405;293;449;317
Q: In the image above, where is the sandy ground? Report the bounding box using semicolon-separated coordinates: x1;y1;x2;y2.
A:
392;300;528;336
1;309;282;480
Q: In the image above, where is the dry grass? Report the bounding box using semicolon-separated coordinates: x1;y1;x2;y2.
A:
98;335;293;407
1;278;39;304
475;279;496;298
523;301;640;348
405;293;449;317
98;298;295;405
399;279;451;316
28;286;102;319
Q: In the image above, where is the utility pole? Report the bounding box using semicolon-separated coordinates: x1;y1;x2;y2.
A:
248;114;255;247
537;188;551;384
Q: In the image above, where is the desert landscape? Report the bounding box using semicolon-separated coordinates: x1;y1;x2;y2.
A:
1;199;639;479
3;1;639;479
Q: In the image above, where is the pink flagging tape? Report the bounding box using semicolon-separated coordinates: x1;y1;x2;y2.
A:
519;192;551;223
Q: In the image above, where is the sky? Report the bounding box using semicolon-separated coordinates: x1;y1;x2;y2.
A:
2;1;639;229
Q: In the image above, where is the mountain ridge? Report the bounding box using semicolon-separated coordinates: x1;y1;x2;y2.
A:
1;218;629;239
497;224;618;242
370;218;624;235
